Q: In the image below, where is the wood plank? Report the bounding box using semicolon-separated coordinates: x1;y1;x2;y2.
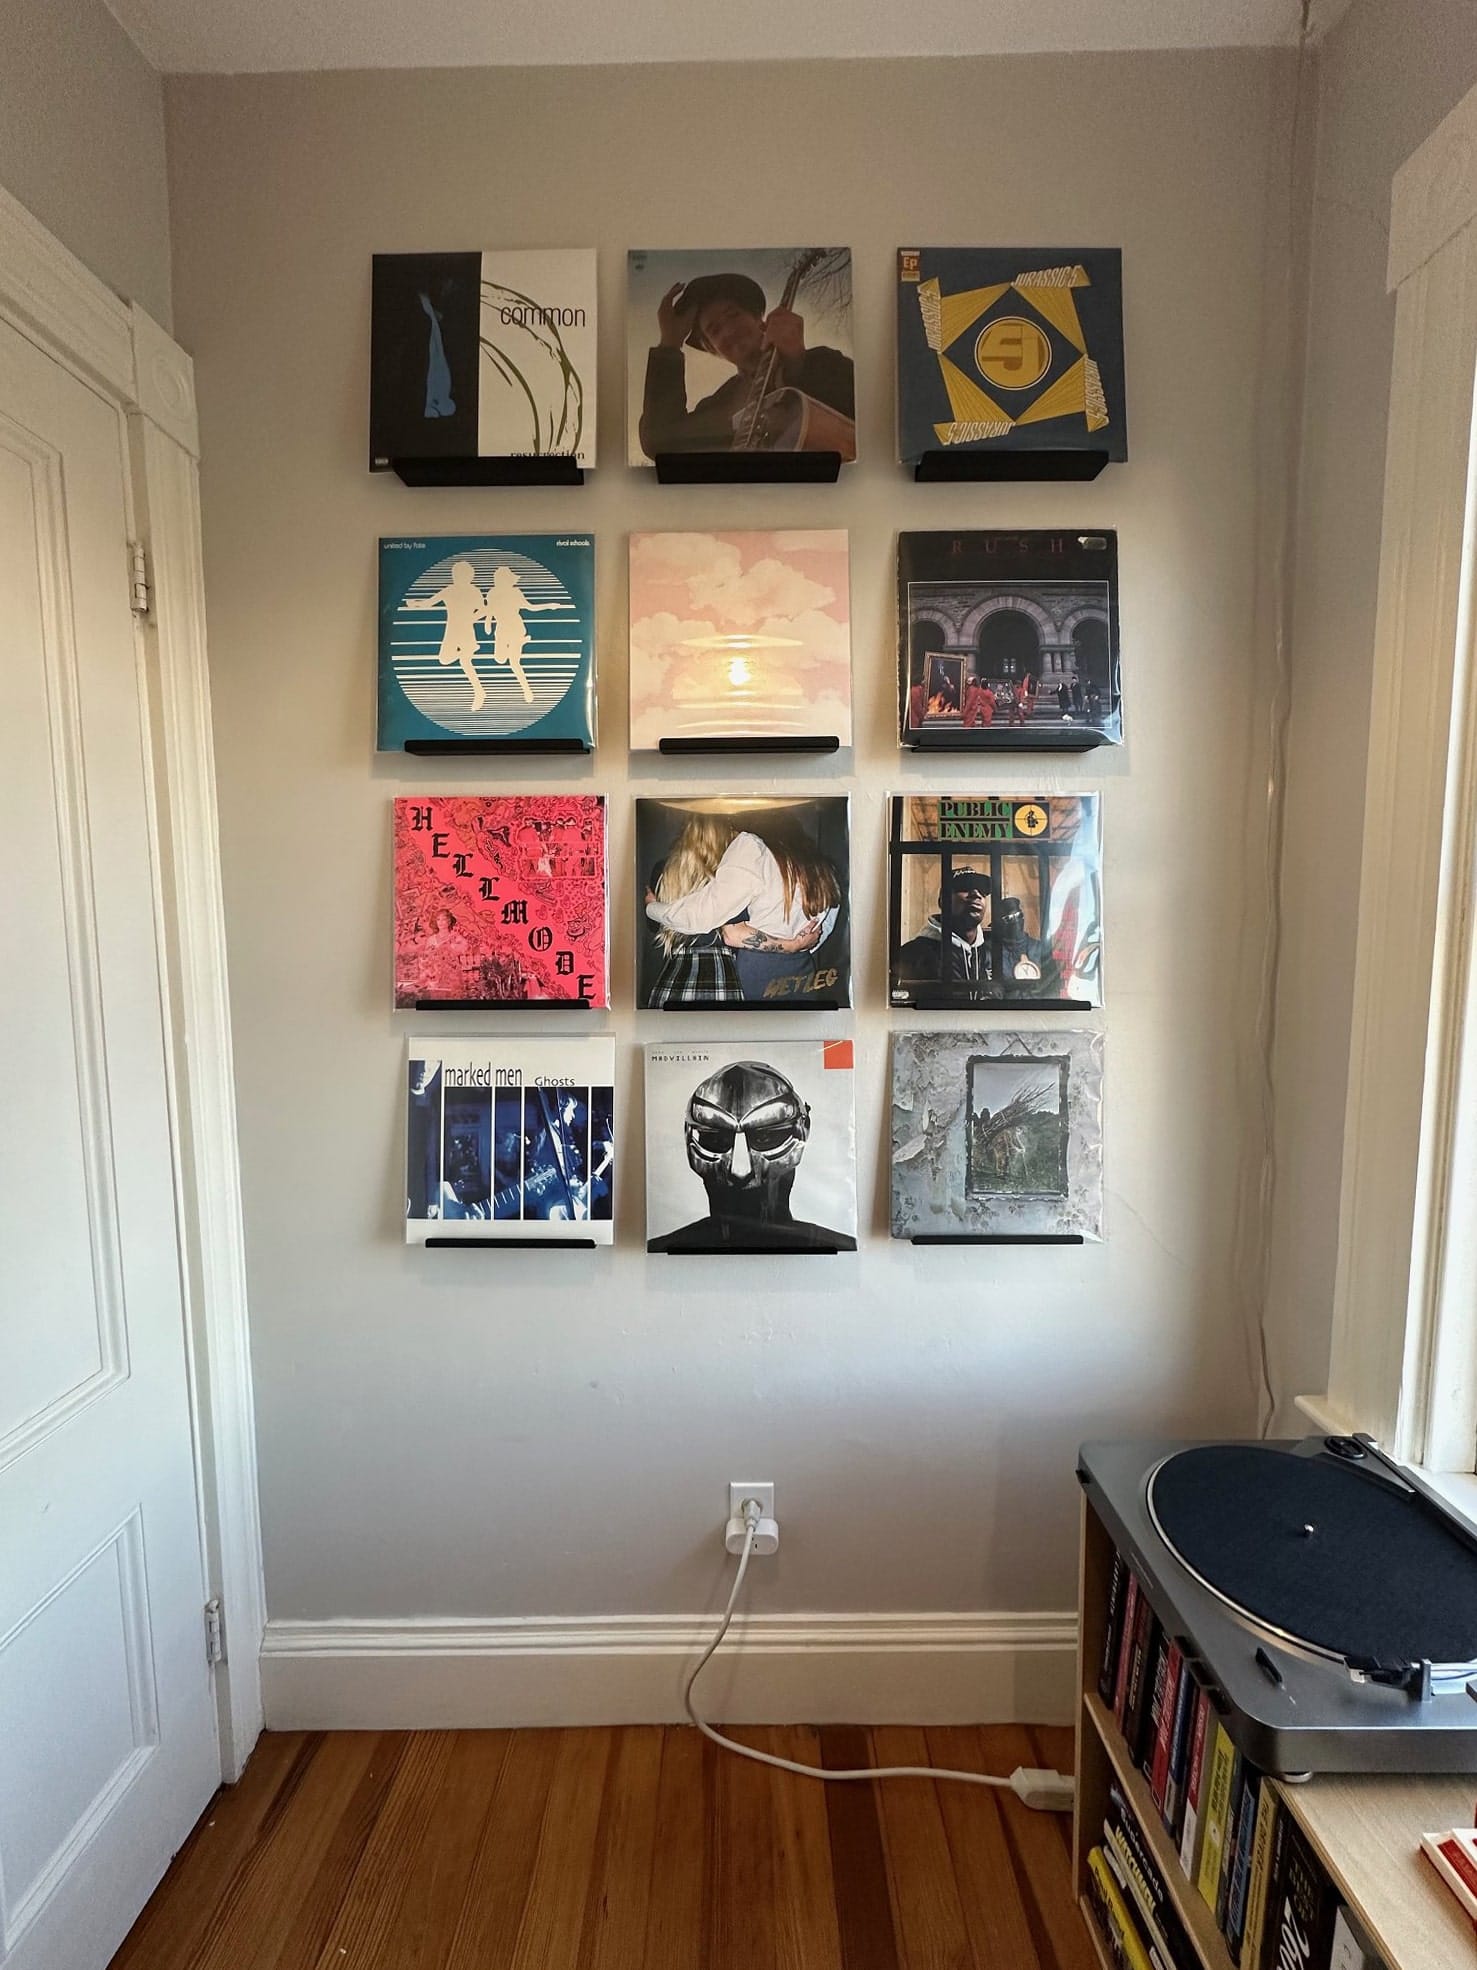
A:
371;1729;511;1970
820;1726;901;1970
984;1723;1101;1970
308;1730;455;1968
506;1728;617;1970
271;1732;411;1969
767;1726;845;1970
444;1728;563;1970
708;1726;781;1970
925;1726;1040;1970
642;1724;710;1968
869;1726;976;1970
575;1725;664;1970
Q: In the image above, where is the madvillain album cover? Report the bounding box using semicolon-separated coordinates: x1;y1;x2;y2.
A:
406;1037;615;1244
645;1038;858;1253
379;534;595;749
635;796;851;1009
895;247;1126;464
889;794;1103;1009
393;795;608;1008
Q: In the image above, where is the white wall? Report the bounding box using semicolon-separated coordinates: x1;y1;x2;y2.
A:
0;0;171;324
164;50;1294;1701
1266;0;1477;1422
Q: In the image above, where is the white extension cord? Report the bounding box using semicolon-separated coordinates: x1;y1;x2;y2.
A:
683;1502;1076;1812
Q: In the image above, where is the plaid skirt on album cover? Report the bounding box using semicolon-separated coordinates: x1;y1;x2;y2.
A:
648;943;744;1006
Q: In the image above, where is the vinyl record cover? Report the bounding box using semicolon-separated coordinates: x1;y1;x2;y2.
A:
379;535;594;749
393;795;608;1008
898;530;1121;748
370;249;596;468
635;796;851;1009
405;1037;615;1243
896;247;1126;464
890;1029;1104;1241
888;794;1103;1009
644;1038;857;1252
627;247;856;464
628;529;853;748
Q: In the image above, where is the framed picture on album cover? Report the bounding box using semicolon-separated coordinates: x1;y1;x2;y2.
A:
405;1037;615;1244
644;1038;858;1253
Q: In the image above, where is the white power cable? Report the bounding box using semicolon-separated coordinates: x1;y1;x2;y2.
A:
683;1505;1075;1812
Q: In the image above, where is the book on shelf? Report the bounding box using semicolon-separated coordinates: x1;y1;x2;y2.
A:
1262;1809;1338;1970
1140;1628;1171;1782
1113;1571;1142;1724
1223;1766;1260;1961
1196;1720;1238;1913
1239;1775;1279;1970
1104;1786;1199;1970
1214;1746;1248;1934
1328;1902;1381;1970
1101;1549;1130;1701
1149;1640;1184;1816
1420;1826;1477;1923
1088;1846;1160;1970
1178;1683;1212;1882
1162;1655;1197;1834
1125;1606;1162;1769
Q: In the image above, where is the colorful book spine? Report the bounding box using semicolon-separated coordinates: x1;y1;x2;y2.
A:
1088;1847;1157;1970
1216;1755;1247;1935
1149;1641;1183;1815
1125;1610;1162;1767
1100;1550;1130;1702
1224;1768;1260;1960
1196;1721;1237;1911
1162;1659;1196;1836
1103;1788;1198;1970
1264;1813;1337;1970
1114;1572;1141;1725
1178;1687;1211;1881
1240;1780;1279;1970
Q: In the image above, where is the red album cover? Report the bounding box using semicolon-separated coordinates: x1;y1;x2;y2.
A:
393;795;608;1008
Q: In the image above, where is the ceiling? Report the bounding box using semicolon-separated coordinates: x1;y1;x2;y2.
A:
106;0;1355;75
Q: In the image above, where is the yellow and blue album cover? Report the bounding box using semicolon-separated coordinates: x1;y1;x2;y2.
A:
378;535;595;749
896;248;1126;464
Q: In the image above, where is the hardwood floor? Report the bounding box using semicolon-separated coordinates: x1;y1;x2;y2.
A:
111;1723;1096;1970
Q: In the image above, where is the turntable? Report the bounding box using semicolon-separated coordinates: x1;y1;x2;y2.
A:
1077;1436;1477;1775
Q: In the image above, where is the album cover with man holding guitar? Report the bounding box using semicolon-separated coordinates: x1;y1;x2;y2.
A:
627;247;857;464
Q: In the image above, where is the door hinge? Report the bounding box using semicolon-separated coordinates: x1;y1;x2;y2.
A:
204;1597;224;1666
129;540;150;616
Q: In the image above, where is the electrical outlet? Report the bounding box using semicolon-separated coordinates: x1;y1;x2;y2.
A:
729;1481;774;1523
725;1480;779;1554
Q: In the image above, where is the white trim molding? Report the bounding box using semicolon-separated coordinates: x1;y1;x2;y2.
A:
260;1611;1079;1732
1325;78;1477;1466
0;184;263;1779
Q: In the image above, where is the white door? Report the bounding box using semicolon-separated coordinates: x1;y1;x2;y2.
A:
0;315;220;1968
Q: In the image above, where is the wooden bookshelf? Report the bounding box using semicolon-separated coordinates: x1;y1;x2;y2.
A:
1075;1493;1477;1970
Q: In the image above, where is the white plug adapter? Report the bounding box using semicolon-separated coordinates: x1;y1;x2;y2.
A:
1008;1766;1076;1812
725;1512;779;1555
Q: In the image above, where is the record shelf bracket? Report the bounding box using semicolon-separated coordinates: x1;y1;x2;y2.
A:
904;731;1108;755
657;735;842;757
425;1237;598;1250
911;448;1110;483
401;738;592;756
906;996;1092;1013
655;1000;843;1013
658;1243;845;1257
412;998;593;1012
389;455;585;487
652;450;843;485
910;1233;1086;1246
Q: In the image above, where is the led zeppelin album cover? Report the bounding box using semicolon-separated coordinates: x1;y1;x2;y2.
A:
378;534;594;750
898;530;1121;749
890;1029;1105;1242
628;529;853;748
405;1037;615;1243
889;794;1103;1009
635;796;851;1010
895;247;1126;464
645;1038;858;1253
370;249;596;469
393;795;608;1008
627;247;856;464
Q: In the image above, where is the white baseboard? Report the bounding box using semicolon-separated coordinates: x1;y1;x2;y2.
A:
259;1610;1079;1731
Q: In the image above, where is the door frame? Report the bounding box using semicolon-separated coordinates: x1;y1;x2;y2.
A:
0;182;265;1781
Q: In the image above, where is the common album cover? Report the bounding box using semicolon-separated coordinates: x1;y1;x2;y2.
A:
370;249;596;469
635;796;851;1009
644;1038;857;1253
898;530;1121;748
628;529;852;748
627;248;856;464
896;247;1126;464
378;535;594;749
888;794;1103;1009
890;1030;1104;1242
393;795;607;1008
406;1037;615;1243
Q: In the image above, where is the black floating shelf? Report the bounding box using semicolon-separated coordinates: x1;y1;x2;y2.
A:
650;999;843;1013
657;735;842;756
413;998;592;1012
912;448;1110;483
654;450;843;486
426;1236;597;1250
910;1233;1085;1246
391;455;584;488
903;996;1094;1013
905;730;1110;754
654;1244;846;1257
402;737;591;756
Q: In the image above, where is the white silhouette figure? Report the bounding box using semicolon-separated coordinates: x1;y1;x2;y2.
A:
482;564;561;706
404;559;488;710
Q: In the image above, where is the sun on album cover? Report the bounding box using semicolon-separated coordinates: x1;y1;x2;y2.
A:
895;247;1126;465
628;530;852;748
635;796;851;1010
890;1030;1104;1242
378;535;594;750
393;795;608;1008
406;1037;615;1243
645;1039;858;1253
898;530;1121;749
370;249;596;469
627;248;856;465
888;795;1103;1009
